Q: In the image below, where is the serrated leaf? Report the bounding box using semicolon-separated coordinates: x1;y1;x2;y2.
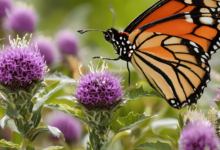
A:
134;140;172;150
0;139;20;149
44;103;87;123
43;146;63;150
48;125;65;141
33;81;61;111
33;72;76;112
111;112;155;133
126;86;162;100
0;115;9;129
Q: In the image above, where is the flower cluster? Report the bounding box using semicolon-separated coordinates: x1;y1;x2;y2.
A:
0;0;12;18
0;36;46;91
5;7;37;33
179;120;220;150
56;30;78;56
32;37;55;65
49;112;82;143
75;62;123;110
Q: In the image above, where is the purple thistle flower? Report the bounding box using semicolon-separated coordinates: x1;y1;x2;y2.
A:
0;0;12;18
5;7;37;33
0;36;46;91
32;38;55;65
49;112;82;143
179;120;220;150
56;30;78;56
76;69;123;110
214;89;220;101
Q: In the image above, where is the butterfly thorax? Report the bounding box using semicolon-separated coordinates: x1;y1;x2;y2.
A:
104;28;136;62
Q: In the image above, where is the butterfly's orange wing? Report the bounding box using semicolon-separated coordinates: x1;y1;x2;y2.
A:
126;0;220;108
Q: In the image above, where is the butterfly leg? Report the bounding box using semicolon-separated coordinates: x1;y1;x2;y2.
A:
93;56;120;61
127;61;130;86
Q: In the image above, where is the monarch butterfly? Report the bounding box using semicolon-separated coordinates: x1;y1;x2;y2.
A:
78;0;220;109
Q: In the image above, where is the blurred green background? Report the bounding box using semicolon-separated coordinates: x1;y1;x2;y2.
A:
1;0;220;149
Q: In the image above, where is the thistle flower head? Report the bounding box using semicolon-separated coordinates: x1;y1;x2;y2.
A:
184;108;207;124
32;37;55;65
0;0;12;18
214;89;220;101
49;112;82;143
179;120;220;150
0;35;47;91
75;61;123;110
56;29;78;56
5;6;37;33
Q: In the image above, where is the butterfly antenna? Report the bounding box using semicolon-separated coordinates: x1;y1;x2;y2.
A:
77;29;106;34
109;4;116;28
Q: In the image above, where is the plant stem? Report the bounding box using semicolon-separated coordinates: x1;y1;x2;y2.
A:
20;138;29;150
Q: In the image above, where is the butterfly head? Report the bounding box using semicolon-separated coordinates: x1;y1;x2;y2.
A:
78;28;133;61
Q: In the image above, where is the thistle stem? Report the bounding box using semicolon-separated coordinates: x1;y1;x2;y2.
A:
20;138;29;150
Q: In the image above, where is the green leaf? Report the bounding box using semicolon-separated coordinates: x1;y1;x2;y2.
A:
215;101;220;110
30;80;47;96
111;112;156;133
5;103;20;119
27;126;50;142
0;115;9;129
7;119;19;133
43;146;63;150
56;95;75;101
126;86;162;100
0;139;20;149
178;112;184;130
19;90;32;103
89;129;103;150
134;140;172;150
26;146;35;150
0;84;12;99
33;72;76;112
45;72;76;83
0;38;4;45
44;103;87;123
31;106;43;128
33;81;62;111
48;125;65;141
14;118;24;134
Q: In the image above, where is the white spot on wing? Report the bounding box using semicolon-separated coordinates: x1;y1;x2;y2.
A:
185;0;192;4
213;45;218;50
206;80;210;84
194;48;199;53
190;41;198;47
133;45;136;49
201;58;205;62
171;100;175;104
199;17;214;25
206;67;210;72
